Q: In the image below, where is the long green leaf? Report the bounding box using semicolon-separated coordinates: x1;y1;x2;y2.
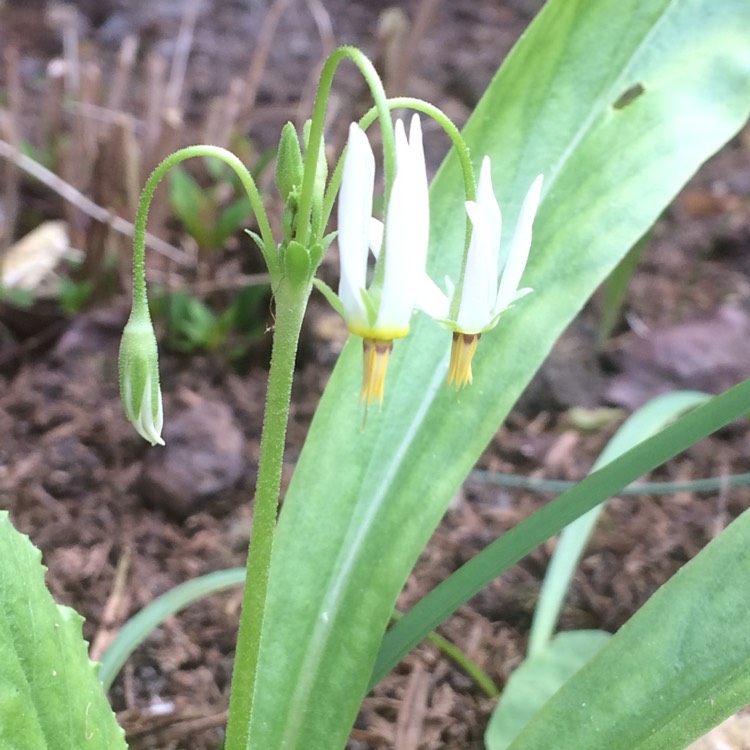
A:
506;505;750;750
249;1;750;747
0;512;126;749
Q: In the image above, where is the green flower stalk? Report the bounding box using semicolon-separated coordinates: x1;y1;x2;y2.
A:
118;314;164;446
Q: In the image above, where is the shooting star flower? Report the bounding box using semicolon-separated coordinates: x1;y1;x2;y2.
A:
423;157;543;388
322;114;430;405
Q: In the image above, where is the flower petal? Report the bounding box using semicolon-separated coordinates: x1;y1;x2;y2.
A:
338;123;375;328
415;273;449;321
455;198;500;332
495;174;543;314
453;157;503;333
476;156;502;256
377;115;430;334
368;218;384;260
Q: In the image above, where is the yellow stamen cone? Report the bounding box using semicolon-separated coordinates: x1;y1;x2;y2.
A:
361;338;394;406
448;332;480;389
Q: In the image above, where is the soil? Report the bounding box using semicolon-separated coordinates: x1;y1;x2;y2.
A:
1;1;750;749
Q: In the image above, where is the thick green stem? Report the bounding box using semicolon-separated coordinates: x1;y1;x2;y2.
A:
224;278;311;750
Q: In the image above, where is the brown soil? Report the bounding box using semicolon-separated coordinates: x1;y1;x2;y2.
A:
1;1;749;748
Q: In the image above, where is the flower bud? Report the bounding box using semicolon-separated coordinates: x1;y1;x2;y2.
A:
275;122;304;202
118;317;165;446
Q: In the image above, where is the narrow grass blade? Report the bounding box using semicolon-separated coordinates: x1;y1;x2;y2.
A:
98;568;246;691
372;377;750;686
528;390;710;657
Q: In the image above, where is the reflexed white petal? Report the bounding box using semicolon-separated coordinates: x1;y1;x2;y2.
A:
455;200;499;333
368;218;384;260
153;385;164;439
415;273;449;321
513;287;534;302
495;174;543;314
133;371;165;446
377;115;430;332
475;157;502;263
338;123;375;326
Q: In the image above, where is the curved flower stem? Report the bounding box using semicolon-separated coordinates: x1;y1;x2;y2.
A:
295;45;395;251
322;97;476;231
132;146;277;315
225;276;311;750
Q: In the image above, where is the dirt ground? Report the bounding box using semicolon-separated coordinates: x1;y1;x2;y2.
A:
1;1;750;748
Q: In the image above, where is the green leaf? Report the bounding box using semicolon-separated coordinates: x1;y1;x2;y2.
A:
249;1;750;747
166;292;218;351
0;512;126;749
486;630;611;750
505;506;750;750
215;198;251;246
169;168;211;248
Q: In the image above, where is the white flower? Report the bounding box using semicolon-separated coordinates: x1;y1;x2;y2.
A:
330;114;430;404
421;157;543;387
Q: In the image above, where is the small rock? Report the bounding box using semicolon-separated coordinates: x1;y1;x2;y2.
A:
607;304;750;410
140;400;246;520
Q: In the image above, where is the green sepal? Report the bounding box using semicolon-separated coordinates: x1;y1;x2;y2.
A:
284;240;311;287
321;230;337;251
309;242;325;270
245;228;280;277
313;278;345;318
276;122;304;201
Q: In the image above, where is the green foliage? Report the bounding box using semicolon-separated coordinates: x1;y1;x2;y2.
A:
168;166;252;251
373;378;750;686
0;512;126;749
501;505;750;750
245;0;750;747
153;285;268;358
99;568;246;691
528;390;711;657
0;284;35;309
485;631;612;749
58;277;93;314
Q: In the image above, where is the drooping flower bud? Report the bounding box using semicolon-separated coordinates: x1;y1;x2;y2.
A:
118;317;165;446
